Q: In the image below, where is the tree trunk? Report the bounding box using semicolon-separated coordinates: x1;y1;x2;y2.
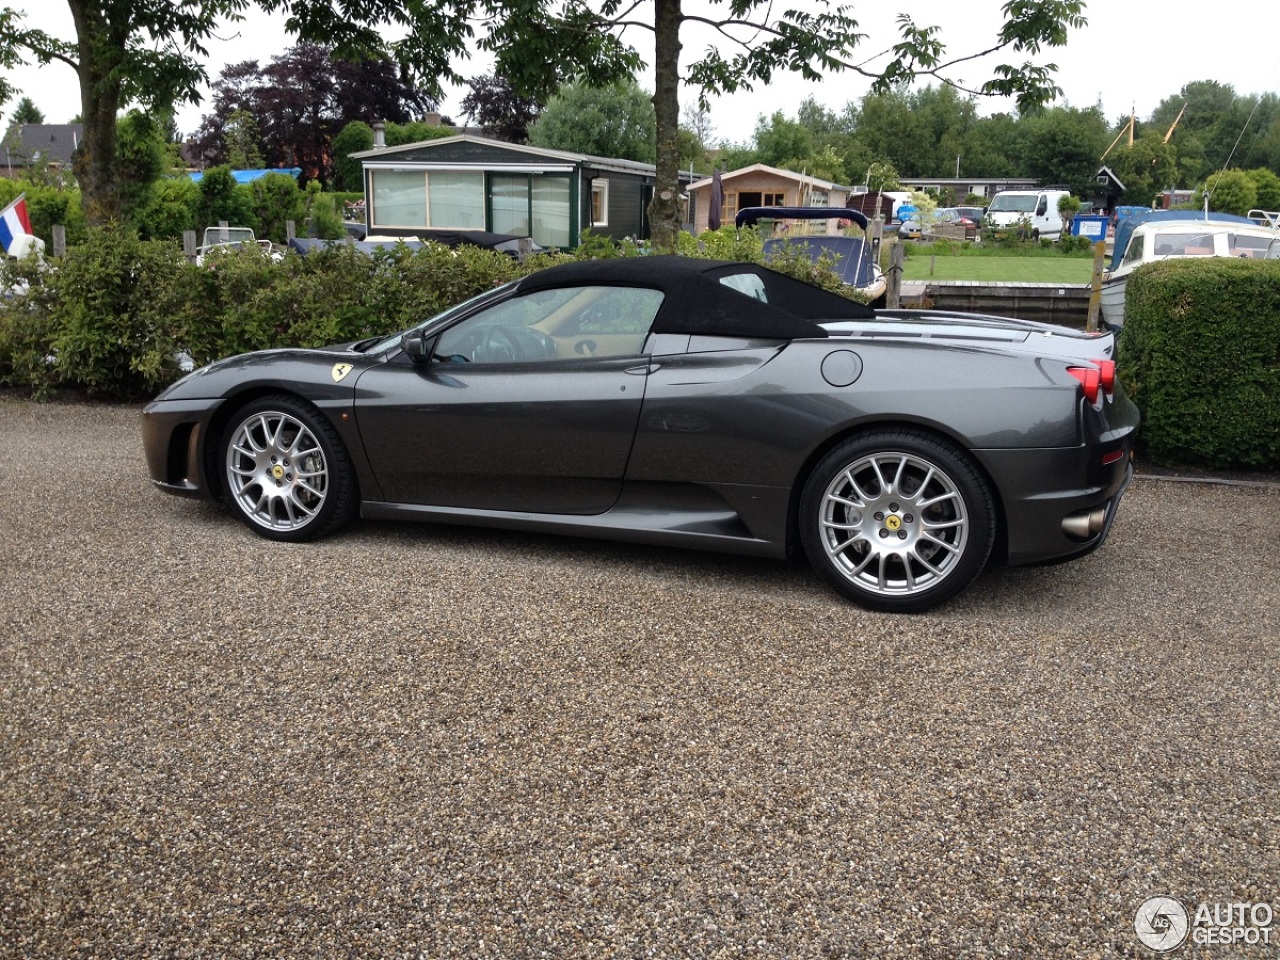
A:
67;0;123;225
648;0;682;251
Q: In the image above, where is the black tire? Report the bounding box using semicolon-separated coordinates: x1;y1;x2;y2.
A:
799;429;995;613
220;395;357;542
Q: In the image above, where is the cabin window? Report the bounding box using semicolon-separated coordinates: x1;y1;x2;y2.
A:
427;172;485;229
737;191;787;209
591;180;609;227
1121;235;1144;266
1230;234;1271;258
370;170;428;227
370;170;485;229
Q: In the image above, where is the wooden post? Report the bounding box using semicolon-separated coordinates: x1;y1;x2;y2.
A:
286;220;296;243
52;225;66;258
1086;240;1106;332
183;230;197;259
886;242;904;309
929;255;936;277
218;220;229;243
517;237;532;260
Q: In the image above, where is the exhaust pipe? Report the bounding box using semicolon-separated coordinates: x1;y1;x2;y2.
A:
1062;505;1108;539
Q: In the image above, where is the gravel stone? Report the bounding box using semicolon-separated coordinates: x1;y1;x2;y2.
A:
0;399;1277;958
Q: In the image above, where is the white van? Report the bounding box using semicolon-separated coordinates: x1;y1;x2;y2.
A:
985;189;1071;241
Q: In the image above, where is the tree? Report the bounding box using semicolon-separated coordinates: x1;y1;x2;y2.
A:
1246;167;1280;211
1015;105;1108;196
331;121;373;193
1197;169;1257;217
527;81;656;163
115;108;169;216
224;109;264;169
1111;133;1177;206
10;95;41;123
459;75;541;143
192;44;433;185
0;0;1088;237
752;112;815;171
0;0;454;221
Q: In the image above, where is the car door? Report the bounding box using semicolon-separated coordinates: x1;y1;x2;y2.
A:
354;284;664;514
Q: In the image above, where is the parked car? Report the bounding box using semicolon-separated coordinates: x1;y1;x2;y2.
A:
142;256;1138;613
921;207;982;241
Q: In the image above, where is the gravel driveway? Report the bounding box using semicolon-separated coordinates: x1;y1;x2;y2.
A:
1;400;1277;959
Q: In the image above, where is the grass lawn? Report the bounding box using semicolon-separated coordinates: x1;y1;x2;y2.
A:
901;254;1097;283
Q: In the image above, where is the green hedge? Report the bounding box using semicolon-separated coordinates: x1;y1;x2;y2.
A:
1120;258;1280;469
0;226;861;401
0;228;538;400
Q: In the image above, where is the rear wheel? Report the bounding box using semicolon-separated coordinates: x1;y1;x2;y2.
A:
799;430;995;612
220;395;357;541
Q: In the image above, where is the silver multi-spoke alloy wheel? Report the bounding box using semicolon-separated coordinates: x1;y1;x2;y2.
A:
226;409;329;533
818;451;968;597
800;430;994;612
220;396;356;542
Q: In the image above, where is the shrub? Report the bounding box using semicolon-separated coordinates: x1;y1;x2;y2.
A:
0;254;60;397
197;166;257;234
1119;258;1280;468
51;226;189;399
135;176;201;241
0;178;88;248
248;172;306;244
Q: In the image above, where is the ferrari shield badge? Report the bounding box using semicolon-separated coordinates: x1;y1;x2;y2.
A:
331;363;353;383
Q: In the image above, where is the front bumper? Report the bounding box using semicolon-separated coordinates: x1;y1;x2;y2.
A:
141;399;221;499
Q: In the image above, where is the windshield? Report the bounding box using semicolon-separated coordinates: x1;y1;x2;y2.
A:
365;282;518;353
988;194;1037;213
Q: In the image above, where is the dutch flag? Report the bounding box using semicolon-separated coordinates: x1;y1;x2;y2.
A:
0;193;34;255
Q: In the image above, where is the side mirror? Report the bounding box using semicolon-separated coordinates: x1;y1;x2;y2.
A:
1036;199;1048;216
400;330;438;364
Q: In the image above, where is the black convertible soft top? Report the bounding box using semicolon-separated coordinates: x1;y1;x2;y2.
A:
515;256;874;340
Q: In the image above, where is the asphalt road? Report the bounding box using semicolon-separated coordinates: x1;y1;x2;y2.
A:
1;400;1277;959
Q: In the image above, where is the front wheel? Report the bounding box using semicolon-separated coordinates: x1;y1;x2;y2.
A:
221;395;357;541
799;430;995;612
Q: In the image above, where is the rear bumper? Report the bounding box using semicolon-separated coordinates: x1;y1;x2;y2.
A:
975;446;1135;567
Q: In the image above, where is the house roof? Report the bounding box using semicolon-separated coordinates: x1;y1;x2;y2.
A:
687;163;852;193
1095;166;1126;192
352;133;693;181
2;123;83;166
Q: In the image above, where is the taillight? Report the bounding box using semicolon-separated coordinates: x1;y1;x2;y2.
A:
1093;359;1116;393
1067;366;1101;404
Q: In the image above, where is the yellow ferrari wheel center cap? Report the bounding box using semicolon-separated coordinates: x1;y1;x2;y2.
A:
885;514;902;531
271;465;285;480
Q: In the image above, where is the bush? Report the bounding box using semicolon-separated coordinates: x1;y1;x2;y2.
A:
0;178;88;248
0;223;867;400
248;172;306;244
1119;258;1280;468
135;176;201;241
197;166;257;234
0;254;60;397
51;226;189;399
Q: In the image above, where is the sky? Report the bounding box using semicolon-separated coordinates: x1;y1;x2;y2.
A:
2;0;1278;151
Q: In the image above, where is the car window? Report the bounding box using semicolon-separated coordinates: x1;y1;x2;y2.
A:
718;272;769;301
434;285;665;364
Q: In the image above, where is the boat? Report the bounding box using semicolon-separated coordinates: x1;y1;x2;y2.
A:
735;206;887;304
1100;210;1280;330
